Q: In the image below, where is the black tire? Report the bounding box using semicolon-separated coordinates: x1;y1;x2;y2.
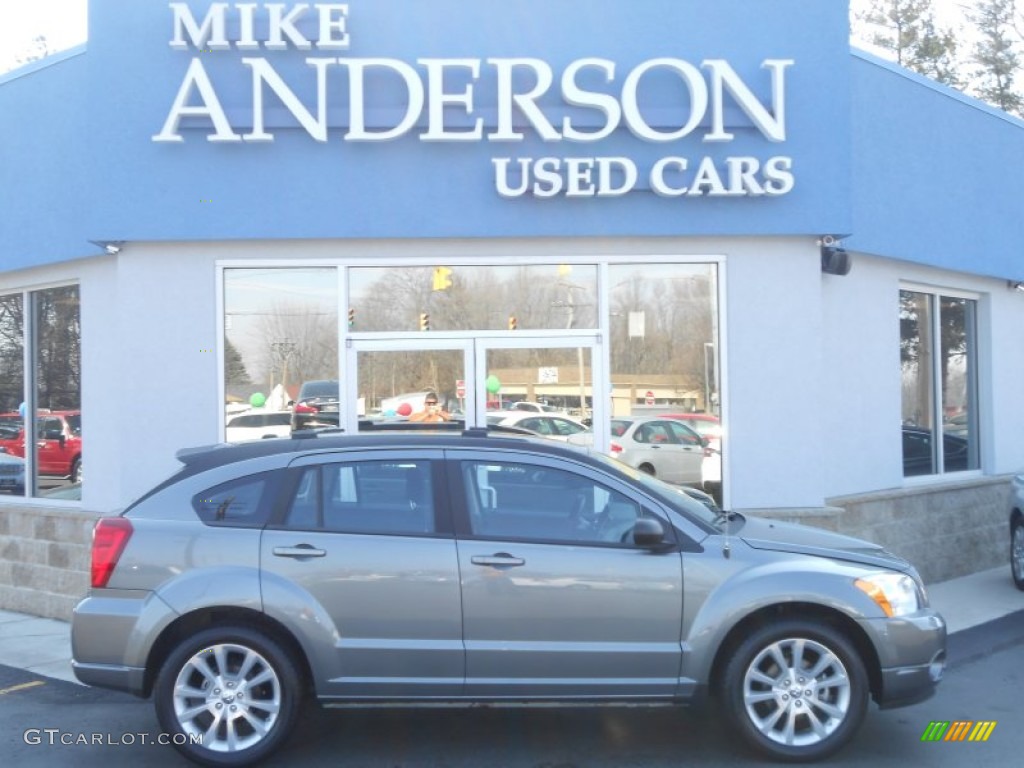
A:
1011;516;1024;591
638;463;655;476
720;619;869;762
154;626;303;767
70;457;81;484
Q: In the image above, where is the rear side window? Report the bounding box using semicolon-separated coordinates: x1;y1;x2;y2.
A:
282;460;436;536
193;475;271;526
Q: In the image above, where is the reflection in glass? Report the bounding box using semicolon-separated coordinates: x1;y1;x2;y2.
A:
608;264;718;416
348;264;598;333
900;290;978;477
486;348;594;420
34;286;81;497
357;349;464;425
223;269;338;432
939;297;978;473
0;294;25;498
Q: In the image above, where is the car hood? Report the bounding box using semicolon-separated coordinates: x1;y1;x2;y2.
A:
738;515;912;572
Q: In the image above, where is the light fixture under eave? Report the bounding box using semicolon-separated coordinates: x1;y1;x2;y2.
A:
1008;280;1024;293
88;240;125;255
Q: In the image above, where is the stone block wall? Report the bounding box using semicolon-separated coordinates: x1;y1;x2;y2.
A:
0;504;98;621
747;475;1012;584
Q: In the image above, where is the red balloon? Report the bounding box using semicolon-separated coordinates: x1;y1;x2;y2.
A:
397;402;413;416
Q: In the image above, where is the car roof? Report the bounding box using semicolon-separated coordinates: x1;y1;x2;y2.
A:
175;423;580;475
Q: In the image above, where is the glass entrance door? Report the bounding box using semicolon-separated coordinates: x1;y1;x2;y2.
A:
345;336;606;451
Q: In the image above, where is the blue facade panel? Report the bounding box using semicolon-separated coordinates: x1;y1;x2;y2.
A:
2;0;853;268
846;51;1024;281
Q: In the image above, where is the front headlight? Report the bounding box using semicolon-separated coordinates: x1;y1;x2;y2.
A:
854;572;920;617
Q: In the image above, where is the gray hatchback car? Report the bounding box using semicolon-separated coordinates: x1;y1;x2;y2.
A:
72;429;946;766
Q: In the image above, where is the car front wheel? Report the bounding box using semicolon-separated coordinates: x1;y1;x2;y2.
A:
1012;517;1024;591
721;619;868;762
154;626;302;767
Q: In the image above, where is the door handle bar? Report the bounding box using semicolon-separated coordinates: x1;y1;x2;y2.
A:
273;545;327;558
471;553;525;567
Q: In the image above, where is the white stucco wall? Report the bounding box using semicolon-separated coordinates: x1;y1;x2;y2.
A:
5;236;1023;516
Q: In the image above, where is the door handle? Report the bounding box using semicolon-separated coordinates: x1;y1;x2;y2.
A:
273;544;327;559
471;553;525;567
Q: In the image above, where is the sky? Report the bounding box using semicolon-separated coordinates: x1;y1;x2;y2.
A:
0;1;977;75
0;0;88;74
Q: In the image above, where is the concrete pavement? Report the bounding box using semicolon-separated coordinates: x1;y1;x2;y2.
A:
0;565;1020;687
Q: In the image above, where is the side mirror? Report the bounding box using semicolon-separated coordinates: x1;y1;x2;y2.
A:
633;517;667;548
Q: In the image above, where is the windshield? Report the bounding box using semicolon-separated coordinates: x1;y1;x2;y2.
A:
584;449;721;527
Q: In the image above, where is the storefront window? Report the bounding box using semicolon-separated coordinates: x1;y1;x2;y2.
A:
223;269;338;440
0;287;82;500
608;263;721;500
348;265;598;333
33;286;82;497
0;294;25;499
900;289;979;477
608;264;719;414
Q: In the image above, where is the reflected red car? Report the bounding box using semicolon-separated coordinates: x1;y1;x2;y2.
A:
0;410;82;482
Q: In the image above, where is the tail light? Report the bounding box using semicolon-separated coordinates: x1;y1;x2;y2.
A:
294;402;319;413
91;517;133;588
610;442;623;454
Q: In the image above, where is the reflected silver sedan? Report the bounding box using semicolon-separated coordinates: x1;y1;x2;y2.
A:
608;416;705;485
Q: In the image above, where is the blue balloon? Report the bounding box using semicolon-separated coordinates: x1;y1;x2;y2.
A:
18;402;26;418
384;409;397;418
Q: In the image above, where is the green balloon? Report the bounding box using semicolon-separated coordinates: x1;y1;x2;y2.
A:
249;392;266;408
485;375;501;394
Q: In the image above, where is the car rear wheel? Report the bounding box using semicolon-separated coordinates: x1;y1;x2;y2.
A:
154;626;302;767
720;619;868;762
638;463;655;476
1011;517;1024;591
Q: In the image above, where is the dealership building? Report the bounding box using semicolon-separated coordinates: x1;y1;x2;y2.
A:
1;1;1023;618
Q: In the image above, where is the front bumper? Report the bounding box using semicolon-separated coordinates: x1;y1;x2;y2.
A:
860;608;947;709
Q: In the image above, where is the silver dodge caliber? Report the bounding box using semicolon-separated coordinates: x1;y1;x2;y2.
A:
72;429;946;766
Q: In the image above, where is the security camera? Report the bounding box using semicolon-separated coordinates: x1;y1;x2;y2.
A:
820;235;838;247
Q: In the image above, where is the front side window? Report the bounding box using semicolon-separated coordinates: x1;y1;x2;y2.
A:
461;460;662;546
900;289;980;477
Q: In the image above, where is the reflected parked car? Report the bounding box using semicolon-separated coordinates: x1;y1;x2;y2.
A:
0;410;82;482
661;412;722;444
0;447;25;494
605;416;705;485
226;411;293;442
72;429;946;766
507;401;565;414
290;380;340;432
486;411;589;441
902;426;969;476
1009;475;1024;591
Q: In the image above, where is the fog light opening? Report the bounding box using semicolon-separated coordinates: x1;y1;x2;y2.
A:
929;651;946;682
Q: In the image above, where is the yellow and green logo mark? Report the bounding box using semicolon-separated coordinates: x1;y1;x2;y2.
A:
921;721;997;742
